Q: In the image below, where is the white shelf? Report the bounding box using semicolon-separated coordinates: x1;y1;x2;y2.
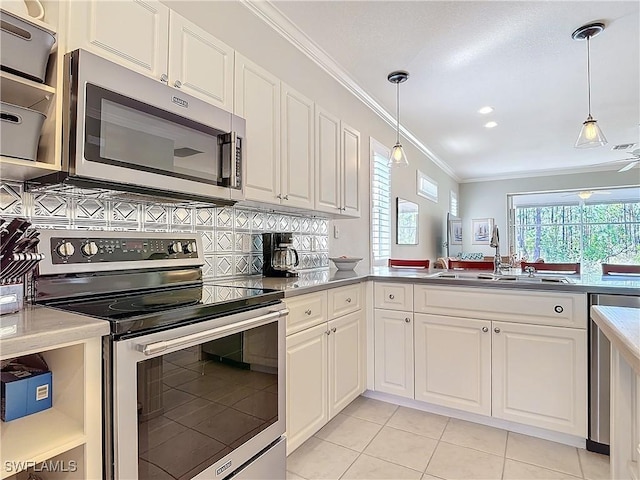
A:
0;408;85;479
0;156;59;181
0;5;57;35
0;71;55;111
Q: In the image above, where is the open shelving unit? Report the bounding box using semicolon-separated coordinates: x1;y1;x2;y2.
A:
0;338;102;480
0;3;63;180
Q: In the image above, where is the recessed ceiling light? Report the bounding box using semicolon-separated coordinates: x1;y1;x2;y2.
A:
484;121;498;128
478;106;494;115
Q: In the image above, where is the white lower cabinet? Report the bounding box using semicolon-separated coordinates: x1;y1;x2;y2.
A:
286;322;328;454
374;309;414;399
329;311;365;418
373;282;588;437
491;320;587;436
414;313;491;415
286;287;365;454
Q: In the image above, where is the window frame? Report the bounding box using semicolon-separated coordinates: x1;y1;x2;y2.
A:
417;170;438;203
370;138;392;267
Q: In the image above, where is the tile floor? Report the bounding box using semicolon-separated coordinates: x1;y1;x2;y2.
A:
286;396;610;480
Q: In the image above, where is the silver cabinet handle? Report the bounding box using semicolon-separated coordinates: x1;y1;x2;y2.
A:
174;80;182;88
305;309;312;315
346;297;352;303
405;317;411;323
276;194;282;199
326;330;331;335
138;308;288;356
389;294;395;300
283;194;289;200
554;305;564;314
160;74;168;83
331;327;337;333
494;327;501;334
482;327;489;333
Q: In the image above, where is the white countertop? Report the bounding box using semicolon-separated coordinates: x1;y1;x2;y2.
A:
591;305;640;375
0;305;110;359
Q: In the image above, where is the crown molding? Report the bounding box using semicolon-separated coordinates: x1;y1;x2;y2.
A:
241;0;460;182
460;162;635;184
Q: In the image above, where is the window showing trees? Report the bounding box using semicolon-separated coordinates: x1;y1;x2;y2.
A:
510;188;640;274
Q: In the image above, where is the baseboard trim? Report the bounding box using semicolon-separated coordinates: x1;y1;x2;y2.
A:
363;390;587;449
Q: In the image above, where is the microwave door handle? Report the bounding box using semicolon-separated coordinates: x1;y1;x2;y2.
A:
137;308;289;356
292;248;299;267
219;132;239;188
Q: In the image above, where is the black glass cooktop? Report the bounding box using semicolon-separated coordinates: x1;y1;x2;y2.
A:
45;284;283;339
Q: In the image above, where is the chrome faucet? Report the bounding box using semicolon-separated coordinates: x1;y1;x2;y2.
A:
489;225;500;274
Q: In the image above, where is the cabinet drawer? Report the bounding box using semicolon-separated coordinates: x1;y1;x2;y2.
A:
374;282;413;311
328;284;362;319
285;291;327;335
414;285;587;329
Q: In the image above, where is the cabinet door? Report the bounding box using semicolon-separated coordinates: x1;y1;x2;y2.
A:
315;106;341;214
66;0;169;81
286;323;328;454
281;84;315;209
492;321;587;436
328;311;364;419
374;309;414;398
341;122;361;218
235;54;281;204
414;314;491;415
168;11;234;111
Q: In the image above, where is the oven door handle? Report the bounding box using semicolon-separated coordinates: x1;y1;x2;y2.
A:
136;308;289;356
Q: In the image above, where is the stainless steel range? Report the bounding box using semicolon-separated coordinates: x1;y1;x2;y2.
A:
34;229;287;480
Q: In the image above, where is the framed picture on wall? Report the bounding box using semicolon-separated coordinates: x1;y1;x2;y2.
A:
472;218;494;244
450;219;462;245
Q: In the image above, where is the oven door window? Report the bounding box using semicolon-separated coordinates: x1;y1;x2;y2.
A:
84;83;225;185
137;322;278;479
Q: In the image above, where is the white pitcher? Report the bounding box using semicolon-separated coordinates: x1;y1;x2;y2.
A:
1;0;45;21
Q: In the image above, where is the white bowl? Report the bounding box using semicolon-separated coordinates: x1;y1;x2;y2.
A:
329;257;363;271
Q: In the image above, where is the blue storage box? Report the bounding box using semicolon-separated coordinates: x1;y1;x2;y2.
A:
1;354;52;422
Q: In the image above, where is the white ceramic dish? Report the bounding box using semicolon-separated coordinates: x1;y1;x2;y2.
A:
329;257;363;271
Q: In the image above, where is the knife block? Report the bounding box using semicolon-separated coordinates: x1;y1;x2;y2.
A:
0;283;24;315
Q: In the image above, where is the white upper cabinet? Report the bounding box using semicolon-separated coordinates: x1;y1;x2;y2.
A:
315;106;341;214
168;11;234;111
281;83;315;209
234;53;281;204
315;106;361;217
341;122;361;217
66;0;169;81
66;2;233;111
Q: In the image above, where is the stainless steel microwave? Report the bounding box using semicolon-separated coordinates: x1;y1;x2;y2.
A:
52;49;245;205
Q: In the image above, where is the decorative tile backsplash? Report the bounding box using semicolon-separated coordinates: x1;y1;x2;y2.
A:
0;181;329;278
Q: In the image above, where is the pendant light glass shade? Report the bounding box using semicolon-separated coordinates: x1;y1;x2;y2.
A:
575;115;607;148
387;70;409;167
389;142;409;167
572;23;607;149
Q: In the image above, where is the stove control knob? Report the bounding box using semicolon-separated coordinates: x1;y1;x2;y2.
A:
168;242;182;254
81;241;99;257
56;241;75;257
183;241;197;254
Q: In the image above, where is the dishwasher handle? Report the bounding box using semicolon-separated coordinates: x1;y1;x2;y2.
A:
137;308;289;356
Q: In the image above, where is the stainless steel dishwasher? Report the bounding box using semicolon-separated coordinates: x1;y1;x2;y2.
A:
588;293;640;455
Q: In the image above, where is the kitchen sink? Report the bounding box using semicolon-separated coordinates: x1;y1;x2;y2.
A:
426;271;573;284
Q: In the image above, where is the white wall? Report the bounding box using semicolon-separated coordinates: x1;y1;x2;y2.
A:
163;1;458;268
459;170;638;257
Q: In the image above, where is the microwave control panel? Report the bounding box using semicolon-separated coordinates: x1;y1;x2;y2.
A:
50;236;199;264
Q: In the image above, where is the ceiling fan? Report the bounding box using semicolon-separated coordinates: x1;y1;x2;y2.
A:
613;148;640;172
562;190;611;200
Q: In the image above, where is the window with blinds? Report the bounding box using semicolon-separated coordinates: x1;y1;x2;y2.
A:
371;139;391;265
450;191;458;216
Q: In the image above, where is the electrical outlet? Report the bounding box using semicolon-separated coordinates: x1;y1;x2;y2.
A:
333;225;340;239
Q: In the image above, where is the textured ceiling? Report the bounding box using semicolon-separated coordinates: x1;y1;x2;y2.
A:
271;1;640;182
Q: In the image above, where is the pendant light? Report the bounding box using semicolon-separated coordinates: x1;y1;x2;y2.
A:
387;70;409;166
572;23;607;148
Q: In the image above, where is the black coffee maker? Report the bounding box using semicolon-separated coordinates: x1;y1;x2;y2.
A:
262;232;299;277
